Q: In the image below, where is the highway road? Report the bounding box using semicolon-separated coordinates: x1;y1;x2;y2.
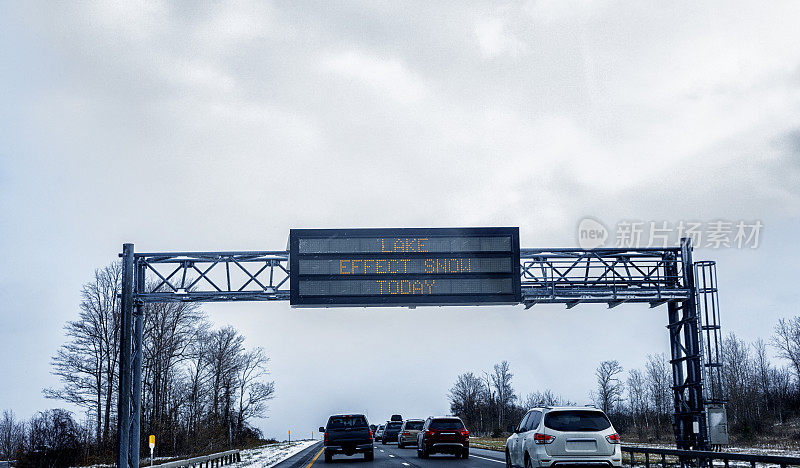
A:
274;440;507;468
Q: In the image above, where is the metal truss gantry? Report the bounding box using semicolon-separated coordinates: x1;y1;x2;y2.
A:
117;238;721;468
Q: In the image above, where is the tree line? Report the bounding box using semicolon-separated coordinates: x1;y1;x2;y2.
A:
449;316;800;443
448;360;576;438
0;262;275;465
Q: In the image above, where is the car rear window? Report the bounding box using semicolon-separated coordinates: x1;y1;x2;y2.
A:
544;411;611;432
430;419;464;430
328;415;368;429
387;422;402;430
406;421;424;430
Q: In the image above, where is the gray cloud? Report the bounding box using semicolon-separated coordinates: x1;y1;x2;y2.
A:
1;0;799;440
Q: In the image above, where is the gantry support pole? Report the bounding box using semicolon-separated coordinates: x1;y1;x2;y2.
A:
130;260;145;467
681;238;708;449
666;238;708;450
117;244;134;468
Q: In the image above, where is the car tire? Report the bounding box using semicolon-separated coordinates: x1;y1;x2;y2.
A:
381;439;387;445
462;448;469;459
525;454;533;468
365;451;374;461
506;450;512;468
454;451;461;459
324;452;332;463
398;441;404;449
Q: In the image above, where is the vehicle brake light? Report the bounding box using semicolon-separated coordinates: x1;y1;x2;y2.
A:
324;432;328;443
425;430;434;437
402;431;410;435
369;430;373;439
534;433;555;444
459;429;469;439
606;433;620;444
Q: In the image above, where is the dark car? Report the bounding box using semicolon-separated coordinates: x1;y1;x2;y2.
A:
320;414;374;462
381;421;403;444
417;416;469;459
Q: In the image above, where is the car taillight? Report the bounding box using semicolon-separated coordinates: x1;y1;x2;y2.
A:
324;432;328;443
459;429;469;439
402;431;410;435
534;433;555;444
425;430;434;437
369;430;373;439
606;433;620;444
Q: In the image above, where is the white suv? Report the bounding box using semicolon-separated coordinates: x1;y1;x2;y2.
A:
505;407;622;468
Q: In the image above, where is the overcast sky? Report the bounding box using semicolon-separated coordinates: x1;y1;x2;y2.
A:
1;1;799;440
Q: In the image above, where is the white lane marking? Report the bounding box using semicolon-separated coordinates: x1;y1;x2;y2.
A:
471;454;506;464
389;454;395;458
402;463;410;466
380;450;385;452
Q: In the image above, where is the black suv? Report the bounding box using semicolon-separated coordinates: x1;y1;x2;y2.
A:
382;421;403;444
320;414;374;462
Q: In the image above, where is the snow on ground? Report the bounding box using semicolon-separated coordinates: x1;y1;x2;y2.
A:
629;442;800;457
71;440;319;468
238;440;320;468
625;442;800;467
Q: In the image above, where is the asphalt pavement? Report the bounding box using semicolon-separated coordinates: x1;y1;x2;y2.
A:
274;440;507;468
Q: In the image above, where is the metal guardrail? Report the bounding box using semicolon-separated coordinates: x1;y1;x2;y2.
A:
150;449;240;468
623;446;800;468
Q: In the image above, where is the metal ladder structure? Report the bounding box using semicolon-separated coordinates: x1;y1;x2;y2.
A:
695;261;728;445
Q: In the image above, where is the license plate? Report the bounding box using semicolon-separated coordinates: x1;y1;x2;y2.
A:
566;440;597;451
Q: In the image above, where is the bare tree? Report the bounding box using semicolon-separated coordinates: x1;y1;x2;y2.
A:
754;339;772;415
185;332;210;440
235;348;275;435
45;263;121;447
141;298;206;439
481;371;495;433
773;317;800;389
449;372;483;429
41;264;277;459
23;409;84;466
595;360;624;414
627;369;648;440
645;353;671;439
0;410;25;461
205;327;245;423
770;365;792;424
491;361;516;428
523;390;573;408
722;333;759;430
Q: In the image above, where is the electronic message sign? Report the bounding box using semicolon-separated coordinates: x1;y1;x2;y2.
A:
289;227;521;307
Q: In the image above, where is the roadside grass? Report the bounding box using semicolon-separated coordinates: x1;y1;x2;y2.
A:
470;437;506;452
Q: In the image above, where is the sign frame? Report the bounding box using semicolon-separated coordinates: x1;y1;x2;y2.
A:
289;227;521;307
